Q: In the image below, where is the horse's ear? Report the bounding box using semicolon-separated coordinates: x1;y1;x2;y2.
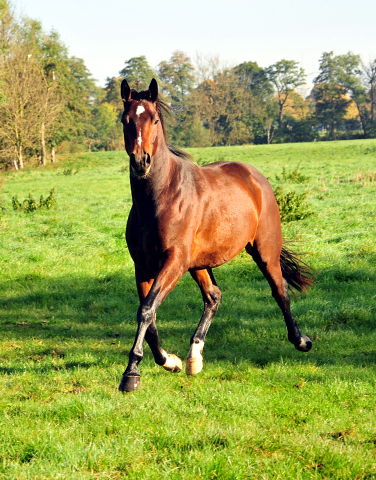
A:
121;79;131;104
148;78;158;102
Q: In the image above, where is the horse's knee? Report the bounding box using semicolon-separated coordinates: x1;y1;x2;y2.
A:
207;286;222;311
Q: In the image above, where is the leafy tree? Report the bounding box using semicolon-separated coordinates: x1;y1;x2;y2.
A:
313;51;376;138
265;60;306;126
85;102;121;152
158;51;194;105
0;5;101;166
0;10;63;168
104;76;123;113
157;51;195;145
119;56;155;91
192;69;252;146
233;61;279;144
0;43;61;168
234;61;273;99
311;83;351;138
362;59;376;123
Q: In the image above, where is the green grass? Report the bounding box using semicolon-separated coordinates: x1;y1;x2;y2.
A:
0;140;375;479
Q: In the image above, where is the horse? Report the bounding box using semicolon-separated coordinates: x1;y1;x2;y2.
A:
118;78;313;392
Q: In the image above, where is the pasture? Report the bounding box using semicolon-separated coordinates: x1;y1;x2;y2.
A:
0;139;375;479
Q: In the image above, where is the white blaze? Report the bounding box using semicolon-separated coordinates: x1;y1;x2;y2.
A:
136;105;145;115
137;129;142;146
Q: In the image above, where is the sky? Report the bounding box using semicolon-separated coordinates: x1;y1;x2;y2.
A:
16;0;376;92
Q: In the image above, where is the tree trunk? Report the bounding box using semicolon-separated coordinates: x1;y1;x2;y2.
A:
355;102;367;138
51;147;55;163
278;108;283;127
41;123;46;165
370;86;375;122
18;145;24;169
13;158;19;170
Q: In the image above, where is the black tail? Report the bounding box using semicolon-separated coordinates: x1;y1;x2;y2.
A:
280;244;314;294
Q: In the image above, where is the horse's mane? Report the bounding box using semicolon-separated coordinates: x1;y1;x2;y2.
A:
130;88;192;161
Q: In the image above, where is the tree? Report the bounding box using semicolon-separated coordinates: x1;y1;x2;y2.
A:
234;61;278;144
119;56;155;91
311;83;351;138
265;60;306;126
234;61;273;99
362;59;376;123
192;69;252;146
158;51;194;105
0;5;100;166
157;51;195;145
103;76;123;113
313;51;376;138
0;44;61;168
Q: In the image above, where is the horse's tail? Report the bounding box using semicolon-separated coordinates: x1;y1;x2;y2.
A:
280;244;314;294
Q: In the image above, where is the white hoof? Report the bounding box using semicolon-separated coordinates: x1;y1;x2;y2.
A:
162;352;182;373
186;356;203;375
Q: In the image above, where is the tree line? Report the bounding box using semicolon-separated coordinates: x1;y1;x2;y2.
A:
1;1;376;169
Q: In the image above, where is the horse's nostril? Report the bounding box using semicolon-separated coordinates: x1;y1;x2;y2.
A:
145;153;151;166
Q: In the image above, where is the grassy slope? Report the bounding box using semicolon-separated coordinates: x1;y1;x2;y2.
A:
0;140;375;479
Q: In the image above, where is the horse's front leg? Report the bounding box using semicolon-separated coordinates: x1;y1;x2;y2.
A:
119;251;186;392
135;266;182;371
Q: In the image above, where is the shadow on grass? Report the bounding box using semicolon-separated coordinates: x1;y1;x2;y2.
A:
1;263;375;374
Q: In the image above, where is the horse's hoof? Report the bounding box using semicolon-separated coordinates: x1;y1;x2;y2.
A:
162;354;182;373
186;355;203;375
295;335;312;352
118;375;140;392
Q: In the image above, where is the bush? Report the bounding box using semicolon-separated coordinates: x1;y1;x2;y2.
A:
275;162;309;184
12;188;56;213
274;186;312;222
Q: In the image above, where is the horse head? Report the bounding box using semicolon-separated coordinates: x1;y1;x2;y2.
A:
120;78;161;178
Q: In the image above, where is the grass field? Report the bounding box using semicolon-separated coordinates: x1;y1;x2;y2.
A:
0;139;375;479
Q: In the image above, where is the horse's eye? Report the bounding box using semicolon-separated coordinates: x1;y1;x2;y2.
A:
154;119;159;125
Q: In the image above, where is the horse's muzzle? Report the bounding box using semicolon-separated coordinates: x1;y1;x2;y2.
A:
130;153;151;177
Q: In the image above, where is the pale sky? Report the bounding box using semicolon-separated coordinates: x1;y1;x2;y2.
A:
17;0;376;91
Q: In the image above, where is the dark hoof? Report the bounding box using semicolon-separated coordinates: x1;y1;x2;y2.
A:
118;375;140;392
295;335;312;352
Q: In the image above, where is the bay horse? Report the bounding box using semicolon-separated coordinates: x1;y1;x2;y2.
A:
119;78;313;392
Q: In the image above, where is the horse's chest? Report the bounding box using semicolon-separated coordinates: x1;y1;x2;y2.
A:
126;214;167;271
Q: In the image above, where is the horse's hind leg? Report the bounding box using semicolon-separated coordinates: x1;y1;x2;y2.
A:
245;242;312;352
187;268;222;375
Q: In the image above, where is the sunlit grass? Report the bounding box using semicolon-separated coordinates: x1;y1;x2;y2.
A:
0;140;376;478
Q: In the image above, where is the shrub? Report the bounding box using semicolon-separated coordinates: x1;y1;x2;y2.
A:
12;188;56;213
274;186;312;222
275;162;309;184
